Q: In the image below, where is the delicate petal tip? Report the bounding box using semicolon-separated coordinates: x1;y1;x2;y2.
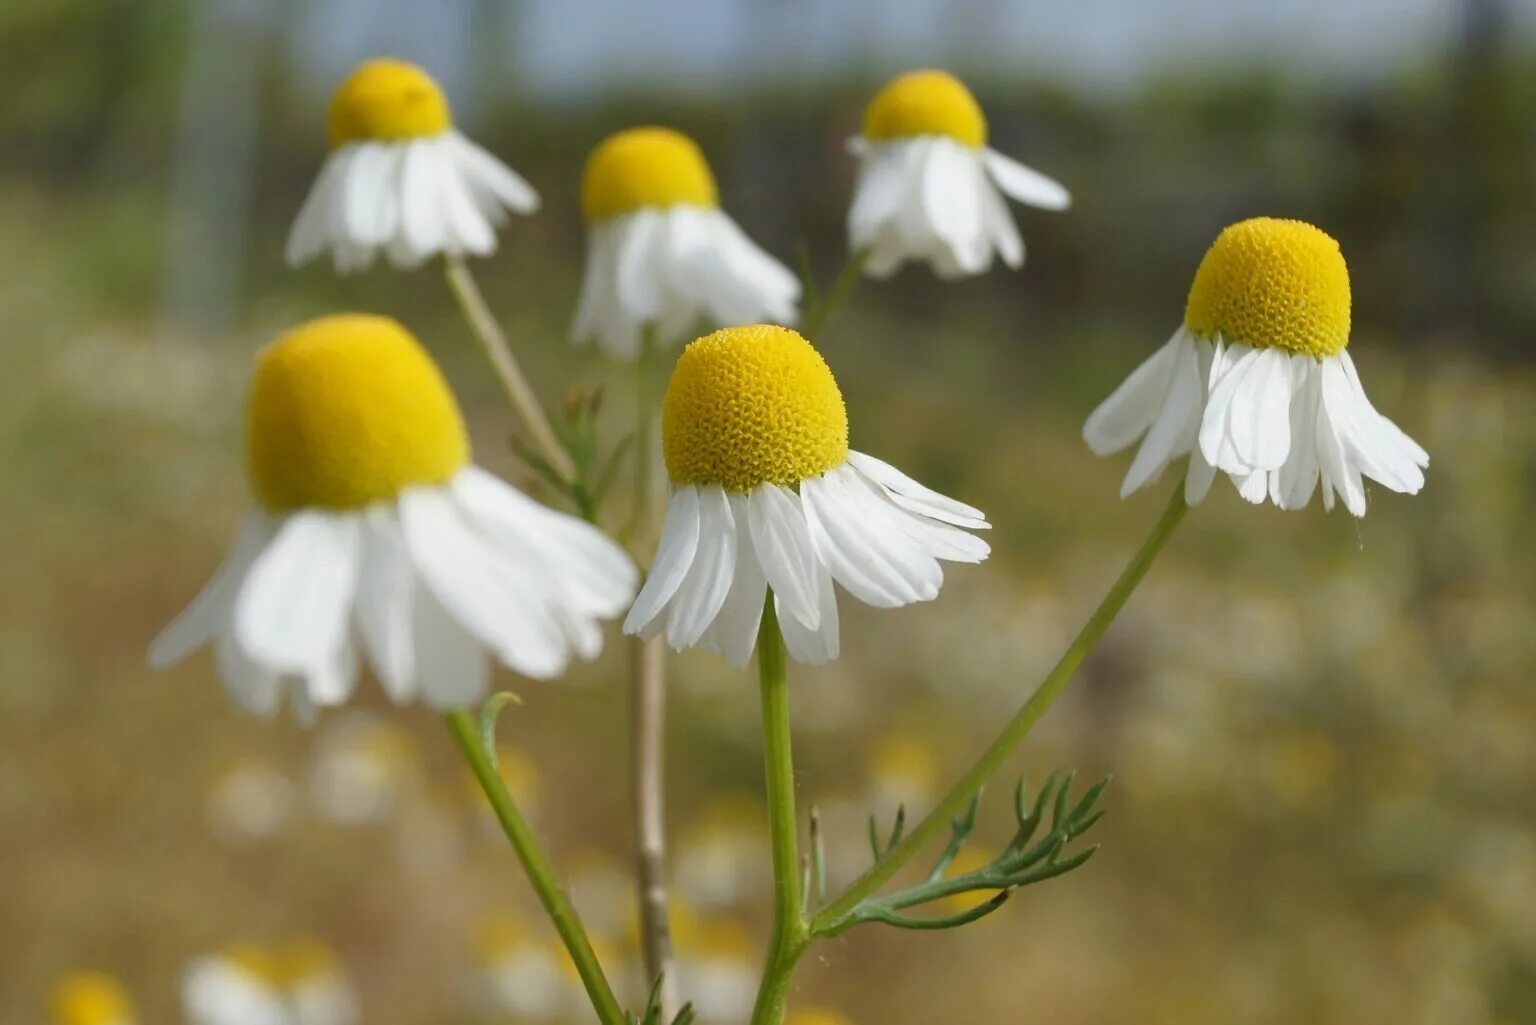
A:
982;149;1071;211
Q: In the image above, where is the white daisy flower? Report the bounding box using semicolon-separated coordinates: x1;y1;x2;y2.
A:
286;58;539;273
848;69;1070;280
181;951;289;1025
50;973;135;1025
571;127;800;359
273;940;358;1025
148;314;636;723
1085;217;1428;515
623;325;988;667
467;915;577;1021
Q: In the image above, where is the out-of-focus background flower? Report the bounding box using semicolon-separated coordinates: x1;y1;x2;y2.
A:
3;1;1535;1023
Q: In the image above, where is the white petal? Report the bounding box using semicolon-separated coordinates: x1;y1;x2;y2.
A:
1230;347;1294;470
981;177;1023;269
1199;343;1263;470
625;486;702;636
354;506;416;702
665;485;738;650
399;140;447;259
342;142;396;246
777;559;839;665
446;130;540;213
847;145;909;252
614;209;668;322
453;467;636;618
1315;378;1367;516
1083;330;1183;457
746;484;820;630
234;511;360;677
802;467;941;608
981;149;1071;210
698;494;767;669
413;582;489;709
1122;334;1202;496
398;486;567;679
217;636;283;719
1272;356;1323;510
920;142;988;276
844;450;989;529
696;211;801;328
286;152;347;267
149;513;269;668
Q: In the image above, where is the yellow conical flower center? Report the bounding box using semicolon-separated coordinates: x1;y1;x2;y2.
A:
51;973;133;1025
863;69;987;148
662;325;848;493
1184;217;1351;358
246;314;469;511
328;59;451;148
580;127;718;223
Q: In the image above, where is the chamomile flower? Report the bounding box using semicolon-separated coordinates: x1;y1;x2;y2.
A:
148;314;636;722
271;939;358;1025
571;127;800;358
286;58;538;273
467;915;574;1021
848;69;1069;279
1085;217;1428;514
50;973;135;1025
623;324;988;666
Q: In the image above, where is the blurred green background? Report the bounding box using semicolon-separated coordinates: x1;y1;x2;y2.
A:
3;2;1535;1024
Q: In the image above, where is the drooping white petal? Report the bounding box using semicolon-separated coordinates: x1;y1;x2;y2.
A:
412;581;489;709
287;150;348;267
696;211;801;327
149;513;270;668
398;485;567;680
342;142;396;247
1227;347;1294;470
746;483;821;631
453;467;636;618
354;506;416;702
776;558;840;665
1332;352;1428;494
802;467;941;607
844;450;989;529
445;129;540;214
1121;334;1203;497
1199;343;1264;471
1083;331;1183;457
1314;377;1367;516
698;494;767;669
1272;356;1324;510
614;208;669;324
433;136;497;257
625;486;703;636
981;148;1072;210
398;139;448;262
217;635;284;720
234;511;360;678
920;140;988;277
665;485;738;650
981;177;1024;269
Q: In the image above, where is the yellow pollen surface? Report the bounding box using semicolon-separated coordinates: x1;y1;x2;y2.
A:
328;58;451;147
662;325;848;493
247;314;469;511
51;973;133;1025
1184;217;1352;358
864;69;987;148
580;127;718;223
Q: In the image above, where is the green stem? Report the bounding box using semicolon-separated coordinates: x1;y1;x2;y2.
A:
442;256;576;484
749;599;807;1025
445;712;626;1025
812;486;1188;932
803;247;869;340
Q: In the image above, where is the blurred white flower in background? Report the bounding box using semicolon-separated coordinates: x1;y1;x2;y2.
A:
206;757;298;844
848;69;1069;279
674;794;772;911
464;914;575;1022
287;58;538;273
182;940;357;1025
310;711;421;826
673;914;760;1025
571;127;800;358
865;736;937;823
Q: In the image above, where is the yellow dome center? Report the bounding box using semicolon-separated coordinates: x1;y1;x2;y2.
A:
580;127;718;223
863;69;987;148
51;973;133;1025
247;314;469;511
327;59;451;148
1184;217;1351;358
662;325;848;493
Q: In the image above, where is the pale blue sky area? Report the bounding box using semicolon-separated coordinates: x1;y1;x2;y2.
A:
279;0;1536;111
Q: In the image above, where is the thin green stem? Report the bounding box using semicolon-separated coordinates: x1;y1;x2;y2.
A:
749;599;807;1025
442;256;576;483
803;247;869;339
812;486;1188;932
445;712;626;1025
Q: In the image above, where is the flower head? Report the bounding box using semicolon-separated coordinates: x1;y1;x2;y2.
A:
571;129;798;358
625;325;987;666
327;58;451;147
581;127;718;222
662;324;848;492
288;58;538;272
150;315;635;721
1185;217;1351;359
864;69;986;148
848;68;1068;280
1085;216;1426;515
51;973;134;1025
